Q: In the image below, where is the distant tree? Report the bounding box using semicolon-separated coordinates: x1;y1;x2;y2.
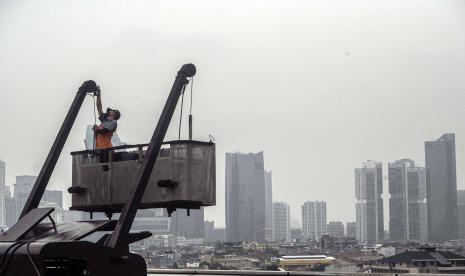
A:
199;261;209;268
171;262;179;269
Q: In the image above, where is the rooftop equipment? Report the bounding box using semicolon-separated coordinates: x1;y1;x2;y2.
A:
69;140;215;214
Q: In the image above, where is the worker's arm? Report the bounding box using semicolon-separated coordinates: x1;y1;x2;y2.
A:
96;90;104;117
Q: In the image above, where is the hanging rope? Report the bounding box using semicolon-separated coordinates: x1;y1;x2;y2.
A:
178;77;194;140
178;84;187;140
92;96;97;150
189;76;194;115
188;77;194;140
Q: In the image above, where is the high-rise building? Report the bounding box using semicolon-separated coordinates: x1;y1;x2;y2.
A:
225;152;266;242
0;159;5;227
264;170;273;241
14;175;36;220
211;228;226;242
84;125;95;150
4;185;11;198
204;221;226;243
327;221;344;238
457;190;465;239
10;176;65;225
170;208;204;238
301;201;327;240
43;190;63;208
355;160;384;243
204;221;215;243
5;197;16;227
346;222;356;238
4;186;15;227
272;202;291;242
388;159;427;241
291;228;303;240
425;133;457;242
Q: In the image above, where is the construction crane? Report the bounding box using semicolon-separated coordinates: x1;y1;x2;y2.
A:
0;63;216;275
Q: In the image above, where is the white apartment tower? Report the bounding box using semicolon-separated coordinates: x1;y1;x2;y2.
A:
264;171;273;241
301;201;327;240
0;159;5;227
272;202;291;242
388;159;427;241
355;160;384;244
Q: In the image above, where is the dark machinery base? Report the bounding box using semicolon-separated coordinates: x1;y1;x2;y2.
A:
0;241;146;276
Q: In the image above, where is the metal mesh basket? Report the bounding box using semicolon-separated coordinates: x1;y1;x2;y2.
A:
70;141;215;212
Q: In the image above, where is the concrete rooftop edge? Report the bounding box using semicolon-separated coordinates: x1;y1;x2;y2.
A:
147;269;464;276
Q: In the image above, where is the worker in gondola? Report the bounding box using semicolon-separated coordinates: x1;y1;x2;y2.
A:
93;88;121;150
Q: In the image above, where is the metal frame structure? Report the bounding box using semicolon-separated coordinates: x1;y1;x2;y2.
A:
20;80;98;218
106;63;196;250
0;64;197;275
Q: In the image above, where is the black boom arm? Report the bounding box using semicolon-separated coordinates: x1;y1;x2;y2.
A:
105;63;196;250
20;81;98;218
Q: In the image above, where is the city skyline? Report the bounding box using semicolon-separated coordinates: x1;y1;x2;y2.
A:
2;0;465;228
2;162;464;242
2;130;465;230
2;1;465;273
4;127;465;229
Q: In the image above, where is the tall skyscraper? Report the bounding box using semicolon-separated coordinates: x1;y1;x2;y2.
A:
10;176;64;225
84;125;95;150
264;170;273;241
425;133;457;242
14;175;36;220
457;190;465;239
272;202;291;242
4;185;15;227
5;196;16;227
211;228;226;242
225;152;266;242
0;159;5;227
355;160;384;243
170;208;204;238
327;221;344;238
301;201;327;240
388;159;427;241
346;222;356;238
204;221;215;243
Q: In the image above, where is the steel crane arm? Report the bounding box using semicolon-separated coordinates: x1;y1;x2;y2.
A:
19;80;98;218
105;63;196;250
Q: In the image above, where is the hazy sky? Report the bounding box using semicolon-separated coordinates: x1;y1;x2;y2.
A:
1;0;465;227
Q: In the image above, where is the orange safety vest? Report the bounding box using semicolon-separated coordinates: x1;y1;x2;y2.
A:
95;124;114;149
